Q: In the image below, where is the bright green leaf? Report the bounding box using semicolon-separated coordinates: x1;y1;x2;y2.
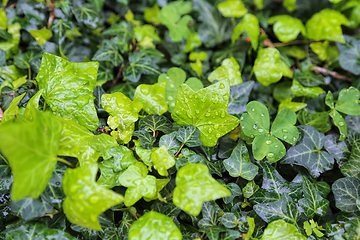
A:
151;146;175;176
217;0;247;18
252;135;286;162
254;48;292;86
283;0;297;12
243;181;259;198
268;15;306;42
271;108;299;145
173;163;231;216
310;41;329;61
291;79;325;98
37;52;99;130
63;164;123;230
260;219;306;240
184;31;202;53
144;4;160;24
29;27;53;46
278;97;307;112
171;80;240;147
2;93;25;123
335;87;360;115
133;81;168;115
0;8;7;30
231;13;259;50
297;110;331;133
208;57;242;86
0;110;62;201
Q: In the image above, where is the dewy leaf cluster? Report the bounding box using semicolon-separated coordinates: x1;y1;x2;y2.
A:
2;0;360;239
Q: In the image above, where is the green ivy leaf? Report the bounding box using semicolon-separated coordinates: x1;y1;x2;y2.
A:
228;81;254;115
176;125;203;147
305;8;349;43
63;164;123;230
337;35;360;75
282;125;334;177
277;46;306;59
11;194;53;221
173;163;231;216
223;141;258;181
24;89;44;120
2;92;25;123
158;67;186;113
208;57;242;86
144;4;160;24
324;134;349;163
171;80;240;147
329;110;347;141
184;31;202;53
133;81;168;115
223;182;242;204
268;15;306;42
254;195;299;225
37;52;99;130
72;4;100;29
290;79;325;98
220;213;237;229
119;162;164;206
133;130;156;150
151;146;175;176
139;114;172;134
57;118;99;165
293;70;324;87
123;51;161;82
243;181;259;198
159;132;182;156
299;176;330;218
0;110;62;201
128;211;182;240
101;92;143;144
335;87;360;115
29;27;53;46
260;219;306;240
332;177;360;214
217;0;247;18
231;13;259;50
0;23;21;58
283;0;297;12
310;41;329;61
278;97;307;112
297;110;331;133
92;40;123;66
253;48;292;86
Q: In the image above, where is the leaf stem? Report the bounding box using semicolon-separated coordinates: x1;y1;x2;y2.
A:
174;143;185;158
56;157;75;168
43;102;46;112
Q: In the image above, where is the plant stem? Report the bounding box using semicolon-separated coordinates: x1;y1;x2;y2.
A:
174;143;185;158
56;157;75;168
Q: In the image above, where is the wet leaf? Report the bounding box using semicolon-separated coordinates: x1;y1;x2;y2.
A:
223;141;258;181
260;219;306;240
173;163;230;216
253;48;292;86
231;13;259;50
151;146;175;176
268;15;306;42
133;81;168;115
172;80;239;147
139;114;172;134
332;177;360;214
29;27;53;46
217;0;247;18
37;52;99;130
208;57;242;86
335;87;360;115
290;79;325;98
0;110;62;201
176;125;202;147
128;211;182;240
297;110;331;133
62;164;123;230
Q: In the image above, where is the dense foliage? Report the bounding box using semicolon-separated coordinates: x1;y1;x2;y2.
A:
2;0;360;239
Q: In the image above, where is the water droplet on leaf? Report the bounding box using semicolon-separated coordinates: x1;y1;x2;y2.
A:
282;129;288;133
267;153;274;158
219;83;225;89
266;140;272;145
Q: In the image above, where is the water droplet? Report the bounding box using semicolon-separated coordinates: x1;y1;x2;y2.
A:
201;99;206;103
283;135;287;139
253;124;258;130
275;145;278;148
170;83;175;88
219;83;225;89
258;129;264;133
293;137;297;142
223;96;229;101
55;182;60;186
141;88;149;95
187;112;192;118
207;109;211;112
261;113;265;117
185;99;189;103
216;133;220;138
106;96;111;101
250;134;255;138
208;128;213;133
266;140;272;145
282;129;288;133
213;99;219;104
240;117;244;120
195;110;200;114
214;124;219;129
339;122;344;126
195;95;198;98
89;196;98;204
251;108;255;112
206;113;211;117
168;96;174;101
188;94;192;99
220;112;226;118
78;193;85;200
267;153;274;158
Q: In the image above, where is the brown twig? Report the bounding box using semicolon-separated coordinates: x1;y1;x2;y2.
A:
260;28;275;48
312;66;352;82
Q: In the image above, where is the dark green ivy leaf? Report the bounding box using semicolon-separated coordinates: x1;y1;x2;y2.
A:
139;114;173;134
159;132;182;155
133;130;156;150
11;194;53;221
123;51;161;82
332;177;360;215
337;35;360;75
72;4;101;29
228;81;254;115
92;40;123;66
176;125;203;147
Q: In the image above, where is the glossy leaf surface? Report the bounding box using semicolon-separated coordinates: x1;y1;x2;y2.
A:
151;146;175;176
332;177;360;214
231;13;259;49
260;219;306;240
268;15;305;42
208;57;242;86
133;82;168;115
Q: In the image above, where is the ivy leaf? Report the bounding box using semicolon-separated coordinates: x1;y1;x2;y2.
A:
223;141;259;181
123;51;161;82
267;15;306;42
151;146;176;176
305;8;349;43
57;118;99;165
72;4;100;29
92;40;123;66
208;57;242;86
260;219;307;240
144;4;160;24
282;125;334;177
335;87;360;115
324;134;349;163
337;35;360;75
158;67;186;113
3;222;77;240
279;97;307;112
29;27;53;46
243;181;259;198
220;213;237;229
159;132;182;155
293;70;324;87
231;13;259;50
332;177;360;214
37;52;99;130
340;136;360;178
2;93;25;123
101;92;143;144
299;176;330;218
252;135;286;162
133;82;168;115
171;80;240;147
254;195;299;225
223;182;242;204
173;163;231;216
228;81;254;115
217;0;247;18
185;31;202;53
118;162;158;206
62;164;123;230
139;114;172;134
11;194;53;221
253;48;293;86
290;79;325;98
128;211;182;240
176;125;203;147
0;110;62;201
297;110;331;133
133;130;156;150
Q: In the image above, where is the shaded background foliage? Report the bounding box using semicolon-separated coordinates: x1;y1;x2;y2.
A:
1;0;360;239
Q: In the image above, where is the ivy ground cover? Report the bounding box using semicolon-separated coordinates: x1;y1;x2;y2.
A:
2;0;360;239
